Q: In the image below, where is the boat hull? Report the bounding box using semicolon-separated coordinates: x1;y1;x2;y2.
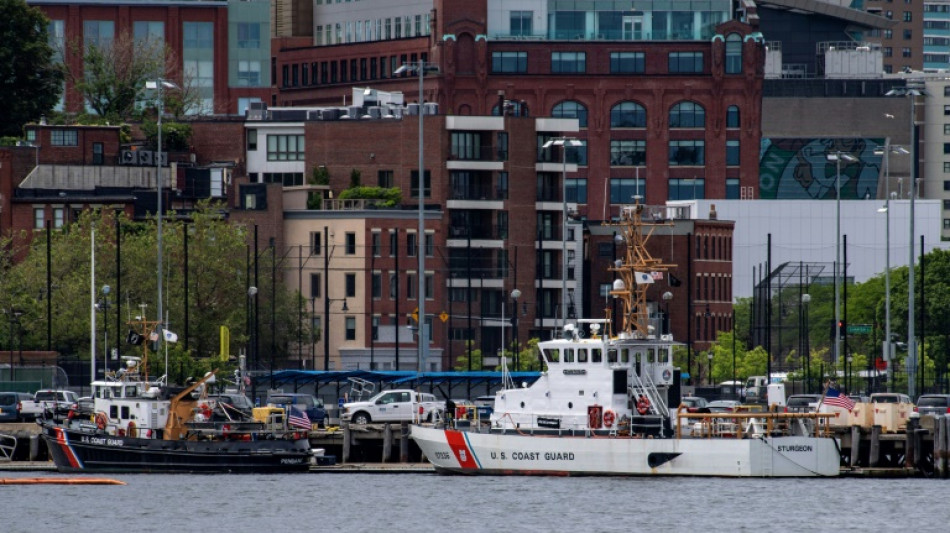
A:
411;425;840;477
40;422;312;473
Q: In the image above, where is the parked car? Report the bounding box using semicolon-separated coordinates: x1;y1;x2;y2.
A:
266;392;328;428
870;393;914;405
680;396;709;412
785;394;823;413
707;400;741;413
915;394;950;416
210;392;255;417
0;392;32;422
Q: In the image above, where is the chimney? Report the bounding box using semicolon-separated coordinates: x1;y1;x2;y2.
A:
709;204;718;220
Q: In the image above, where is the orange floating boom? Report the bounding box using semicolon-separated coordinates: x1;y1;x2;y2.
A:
0;477;126;485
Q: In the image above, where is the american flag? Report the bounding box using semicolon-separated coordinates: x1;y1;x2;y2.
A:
288;406;312;430
824;386;856;411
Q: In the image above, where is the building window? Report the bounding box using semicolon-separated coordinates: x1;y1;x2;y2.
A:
425;234;434;256
451;132;483;160
610;101;646;128
238;60;262;86
33;208;45;229
551;52;586;73
378;170;393;188
345;232;356;254
53;208;65;228
610;140;646;166
609;52;644;74
669;178;705;200
565;178;588;204
425;273;434;299
726;178;740;199
266;134;305;161
903;48;912;58
371;232;381;256
389;231;397;257
247;129;257;151
669;140;705;165
92;142;103;165
944;162;950;173
726;106;740;128
669;101;705;128
407;232;417;257
725;33;742;74
310;273;321;298
84;20;114;49
133;21;164;45
904;29;912;40
410;170;431;198
406;273;416;298
668;52;703;73
50;130;78;146
944;219;950;229
345;273;356;297
726;140;740;166
610;178;645;203
345;317;356;340
310;231;322;255
904;11;912;21
510;10;533;36
491;52;527;73
552;100;588;128
389;272;398;299
237;22;261;48
945;124;950;135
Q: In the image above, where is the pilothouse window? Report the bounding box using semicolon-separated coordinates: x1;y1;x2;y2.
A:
578;349;588;363
592;348;603;363
544;348;558;362
607;349;618;363
564;348;575;363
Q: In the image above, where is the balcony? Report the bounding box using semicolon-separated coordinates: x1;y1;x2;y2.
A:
449;225;507;240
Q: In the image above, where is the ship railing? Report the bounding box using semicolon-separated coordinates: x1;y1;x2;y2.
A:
630;370;669;418
0;433;16;461
674;406;837;439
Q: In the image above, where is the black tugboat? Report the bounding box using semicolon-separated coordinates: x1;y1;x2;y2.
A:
39;317;312;473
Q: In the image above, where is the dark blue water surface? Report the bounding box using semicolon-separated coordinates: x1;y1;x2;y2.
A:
2;471;947;532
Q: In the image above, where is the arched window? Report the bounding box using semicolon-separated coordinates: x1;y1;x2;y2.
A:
726;105;740;128
725;33;742;74
610;101;646;128
669;101;705;128
552;100;588;128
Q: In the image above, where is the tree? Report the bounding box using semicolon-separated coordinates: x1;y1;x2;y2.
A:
0;204;307;383
68;32;168;120
0;0;63;137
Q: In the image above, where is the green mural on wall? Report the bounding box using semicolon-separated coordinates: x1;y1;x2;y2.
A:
759;138;886;199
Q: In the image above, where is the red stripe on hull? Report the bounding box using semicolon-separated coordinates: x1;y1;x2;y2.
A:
444;430;478;470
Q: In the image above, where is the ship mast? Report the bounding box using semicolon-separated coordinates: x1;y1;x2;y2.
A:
605;200;676;338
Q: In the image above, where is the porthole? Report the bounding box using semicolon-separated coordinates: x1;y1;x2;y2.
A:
568;402;573;409
520;402;525;408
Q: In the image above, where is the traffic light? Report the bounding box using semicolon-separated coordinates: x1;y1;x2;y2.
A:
829;320;847;340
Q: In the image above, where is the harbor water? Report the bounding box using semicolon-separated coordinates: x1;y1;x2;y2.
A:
2;471;948;532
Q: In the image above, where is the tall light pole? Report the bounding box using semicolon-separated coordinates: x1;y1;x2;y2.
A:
542;137;583;331
146;78;179;337
886;84;925;398
801;293;811;393
826;150;857;365
394;60;438;372
875;142;908;392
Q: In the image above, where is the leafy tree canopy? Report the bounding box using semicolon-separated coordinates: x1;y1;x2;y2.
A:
0;0;63;137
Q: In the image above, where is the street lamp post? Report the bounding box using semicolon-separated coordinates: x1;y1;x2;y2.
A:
707;351;714;386
662;291;673;335
541;137;583;333
875;142;908;393
886;84;926;398
826;151;857;365
510;288;521;369
801;293;811;393
394;60;438;372
146;78;180;345
98;285;112;375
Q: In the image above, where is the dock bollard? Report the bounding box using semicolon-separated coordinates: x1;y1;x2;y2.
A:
869;425;881;468
382;424;393;463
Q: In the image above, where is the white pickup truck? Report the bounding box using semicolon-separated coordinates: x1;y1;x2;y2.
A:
18;389;79;420
342;389;442;425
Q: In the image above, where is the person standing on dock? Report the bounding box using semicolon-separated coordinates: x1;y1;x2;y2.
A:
445;398;456;428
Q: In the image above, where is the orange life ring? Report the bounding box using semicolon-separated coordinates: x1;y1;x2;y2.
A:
95;412;107;431
636;396;651;415
127;421;137;438
603;409;616;428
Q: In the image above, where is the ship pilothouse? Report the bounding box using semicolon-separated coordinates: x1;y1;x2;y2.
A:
491;201;677;434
